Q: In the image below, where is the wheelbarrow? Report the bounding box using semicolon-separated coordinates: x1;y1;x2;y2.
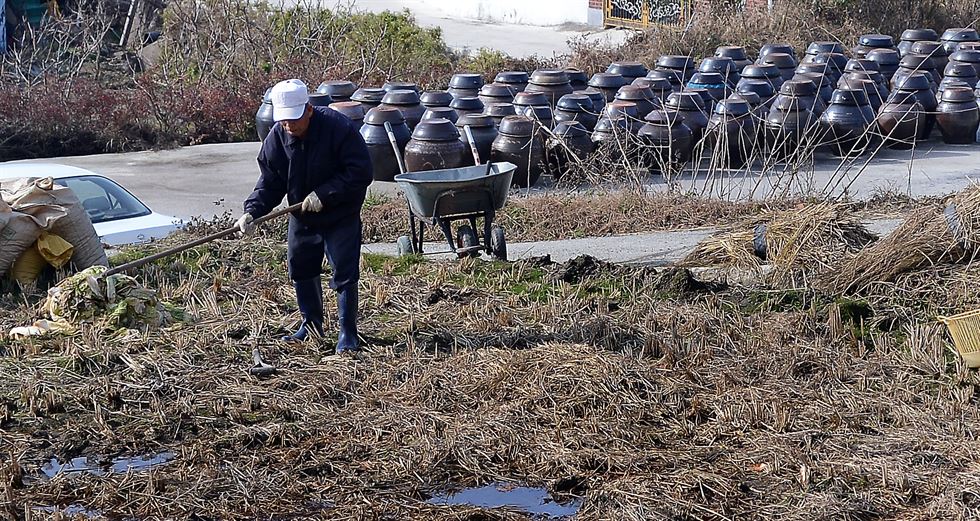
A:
385;122;515;260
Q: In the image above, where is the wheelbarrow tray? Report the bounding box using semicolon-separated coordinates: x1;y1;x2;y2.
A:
394;162;516;220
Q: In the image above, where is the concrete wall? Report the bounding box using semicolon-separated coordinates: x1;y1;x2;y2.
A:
423;0;594;26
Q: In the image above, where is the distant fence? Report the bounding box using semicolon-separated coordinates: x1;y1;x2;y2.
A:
604;0;693;29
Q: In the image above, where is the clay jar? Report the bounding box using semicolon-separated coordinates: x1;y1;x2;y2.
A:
893;72;939;138
795;72;835;104
687;72;729;105
483;103;517;127
448;73;484;99
255;87;274;141
853;34;895;59
894;54;941;89
565;68;590;91
950;49;980;78
615;85;660;119
909;41;950;74
420;90;454;109
607;62;650;84
809;53;849;83
588;73;628;102
351;87;386;108
316;80;358;102
648;69;685;93
450;96;485;116
706;97;756;169
656;55;697;82
495;71;529;94
805;41;847;61
456;114;498;166
759;52;798;81
576;88;607;114
638;110;694;173
776;79;827;117
760;43;797;61
329;101;365;131
840;76;886;112
741;64;784;91
422;106;459;124
737;79;777;110
665;91;709;144
632;77;673;103
936;86;980;144
941;28;980;55
765;96;816;161
715;46;753;71
526;69;574;107
866;49;902;83
604;101;641;134
819;88;876;157
491;115;546;188
478;83;515;106
548;121;594;178
898;28;939;56
512;91;551;113
403;118;467;172
523;105;554;130
360;107;411;181
380;89;425;130
308;93;333;108
382;81;419;94
876;91;925;149
941;63;979;93
554;93;598;131
699;57;741;86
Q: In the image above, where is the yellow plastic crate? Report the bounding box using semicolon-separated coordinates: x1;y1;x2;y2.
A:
939;309;980;368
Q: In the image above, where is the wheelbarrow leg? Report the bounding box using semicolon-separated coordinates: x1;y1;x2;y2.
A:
410;211;424;254
435;217;458;255
482;210;493;255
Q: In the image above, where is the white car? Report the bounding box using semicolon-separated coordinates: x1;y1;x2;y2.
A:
0;163;181;246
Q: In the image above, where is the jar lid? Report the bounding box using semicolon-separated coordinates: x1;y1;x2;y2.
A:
942;28;980;42
733;91;761;105
945;62;979;77
910;40;947;55
866;48;901;65
553;120;589;138
806;41;846;55
523;105;553;121
363;106;406;125
308;93;333;107
512;91;550;107
859;34;894;48
456;114;495;129
351;87;386;103
604;100;638;119
715;46;749;60
607;61;650;78
902;28;939;41
498;115;536;136
951;49;980;63
420;90;454;107
381;89;421;105
422;107;459;123
894;71;932;90
557;93;595;112
450;96;485;112
529;69;571;86
479;83;516;98
688;72;726;86
317;80;358;97
449;73;484;89
811;52;848;70
615;85;656;101
900;53;936;69
700;56;738;73
632;77;672;91
564;68;589;84
328;101;365;120
713;97;750;116
780;79;816;96
593;116;629;133
742;64;781;79
382;81;419;93
760;43;796;57
795;62;832;76
941;86;977;102
483;103;517;118
656;54;696;71
665;91;706;110
575;88;606;105
830;88;869;106
494;71;529;84
844;59;881;73
411;118;460;141
736;78;776;98
642;109;671;125
760;52;797;69
588;72;628;89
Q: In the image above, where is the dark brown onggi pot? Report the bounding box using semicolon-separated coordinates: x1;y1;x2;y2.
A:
456;114;498;166
512;91;551;112
608;61;650;84
706;97;756;168
638;110;694;173
665;91;708;144
794;72;835;104
565;68;590;91
741;64;784;91
894;54;941;89
554;93;598;131
940;62;979;93
591;116;632;160
648;69;685;93
805;41;847;59
936;86;980;144
950;49;980;79
576;88;607;114
687;72;729;105
760;43;797;61
448;73;484;99
839;76;885;112
548;121;594;179
422;106;459;124
604;101;641;134
478;83;516;106
404;118;467;172
893;72;939;138
351;87;386;108
737;79;777;109
329;101;365;131
759;52;798;81
523;105;554;130
589;73;628;102
656;55;697;82
808;53;849;83
450;96;485;116
483;102;517;127
876;90;925;149
909;41;950;74
776;79;827;117
899;28;939;56
309;93;333;108
615;85;659;119
316;80;358;102
420;90;454;108
734;91;765;120
853;34;895;59
941;28;980;55
495;71;529;94
255;87;274;141
632;77;673;102
526;69;574;107
380;89;425;130
382;81;419;93
764;96;817;161
716;46;752;71
866;48;902;82
819;88;876;157
686;87;714;110
939;77;973;94
491;115;546;188
700;57;741;86
360;107;411;182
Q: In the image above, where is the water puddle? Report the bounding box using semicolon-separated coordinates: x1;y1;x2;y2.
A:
32;504;103;518
41;451;175;479
428;482;582;518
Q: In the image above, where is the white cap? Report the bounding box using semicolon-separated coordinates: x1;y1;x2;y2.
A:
270;79;309;122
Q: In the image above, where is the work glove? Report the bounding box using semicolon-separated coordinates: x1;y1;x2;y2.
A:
235;213;255;237
302;191;324;213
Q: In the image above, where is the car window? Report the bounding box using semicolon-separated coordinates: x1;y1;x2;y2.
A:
54;176;151;224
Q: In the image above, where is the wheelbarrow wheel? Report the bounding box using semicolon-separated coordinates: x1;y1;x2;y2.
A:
491;225;507;261
456;225;480;257
396;235;415;257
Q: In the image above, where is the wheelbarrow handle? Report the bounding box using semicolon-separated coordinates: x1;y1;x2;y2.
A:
463;125;493;176
384;121;408;176
103;202;304;277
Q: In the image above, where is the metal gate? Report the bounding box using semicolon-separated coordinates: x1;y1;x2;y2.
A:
604;0;692;29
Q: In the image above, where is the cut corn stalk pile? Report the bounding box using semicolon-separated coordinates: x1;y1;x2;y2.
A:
2;216;980;520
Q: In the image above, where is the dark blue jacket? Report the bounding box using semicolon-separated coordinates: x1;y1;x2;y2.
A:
245;107;373;227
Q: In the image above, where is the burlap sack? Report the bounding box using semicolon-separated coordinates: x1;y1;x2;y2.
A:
0;199;44;277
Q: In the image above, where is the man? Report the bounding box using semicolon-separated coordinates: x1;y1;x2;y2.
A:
237;79;373;354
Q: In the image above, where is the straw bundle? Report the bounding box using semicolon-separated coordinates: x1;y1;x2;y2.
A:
680;202;877;285
833;185;980;293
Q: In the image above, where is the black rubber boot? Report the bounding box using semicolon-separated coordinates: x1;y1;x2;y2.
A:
335;285;359;353
283;277;324;342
